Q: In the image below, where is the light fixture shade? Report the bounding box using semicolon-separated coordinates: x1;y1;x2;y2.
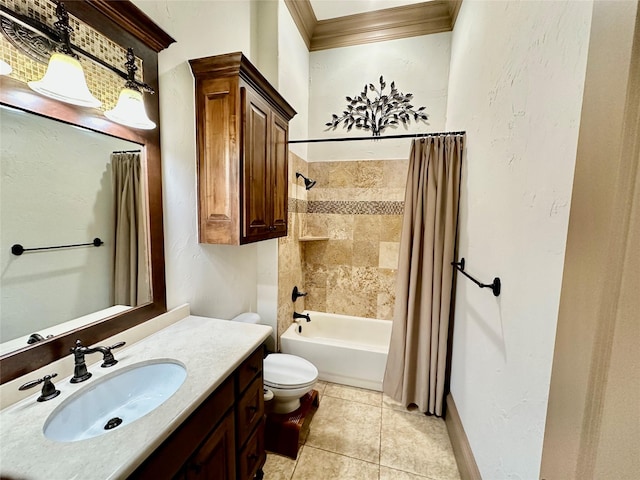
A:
0;59;12;75
28;53;101;108
104;87;156;130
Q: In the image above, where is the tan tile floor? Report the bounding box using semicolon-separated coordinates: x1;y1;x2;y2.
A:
262;381;461;480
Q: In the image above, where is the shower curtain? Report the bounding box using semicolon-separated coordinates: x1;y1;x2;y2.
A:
383;134;464;416
112;152;151;307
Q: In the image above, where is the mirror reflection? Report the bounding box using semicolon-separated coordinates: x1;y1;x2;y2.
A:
0;105;151;353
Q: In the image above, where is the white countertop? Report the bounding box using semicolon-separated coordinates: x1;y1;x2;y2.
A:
0;315;272;479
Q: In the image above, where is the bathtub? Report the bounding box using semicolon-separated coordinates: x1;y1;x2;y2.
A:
280;311;392;391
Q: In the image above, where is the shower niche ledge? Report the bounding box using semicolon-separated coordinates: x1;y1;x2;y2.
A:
189;52;297;245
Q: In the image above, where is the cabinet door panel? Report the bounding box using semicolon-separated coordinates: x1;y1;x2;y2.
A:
242;87;271;242
197;77;240;244
271;113;289;235
185;415;236;480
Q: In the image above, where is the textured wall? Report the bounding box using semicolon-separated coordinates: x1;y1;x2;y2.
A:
445;1;593;478
308;33;451;161
133;0;260;320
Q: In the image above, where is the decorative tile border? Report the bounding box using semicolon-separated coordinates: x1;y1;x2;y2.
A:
308;200;404;215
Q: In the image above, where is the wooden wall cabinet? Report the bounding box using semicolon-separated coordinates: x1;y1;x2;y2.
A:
132;346;266;480
189;52;296;245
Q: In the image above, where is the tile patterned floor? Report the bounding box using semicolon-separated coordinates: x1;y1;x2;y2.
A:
262;382;461;480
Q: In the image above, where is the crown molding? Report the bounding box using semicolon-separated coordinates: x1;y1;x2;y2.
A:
284;0;461;52
284;0;316;50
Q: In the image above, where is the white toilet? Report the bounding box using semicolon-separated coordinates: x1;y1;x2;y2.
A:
232;313;318;414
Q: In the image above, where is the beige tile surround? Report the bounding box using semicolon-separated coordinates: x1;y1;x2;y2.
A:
277;157;408;340
263;382;461;480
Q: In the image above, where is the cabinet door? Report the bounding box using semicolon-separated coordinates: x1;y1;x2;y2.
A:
184;414;236;480
242;86;271;243
270;112;289;236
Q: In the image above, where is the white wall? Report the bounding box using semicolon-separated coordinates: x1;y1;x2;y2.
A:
308;33;451;161
445;1;593;478
278;0;310;161
0;106;135;341
133;0;260;319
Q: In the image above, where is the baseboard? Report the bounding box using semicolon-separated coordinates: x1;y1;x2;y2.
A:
445;393;482;480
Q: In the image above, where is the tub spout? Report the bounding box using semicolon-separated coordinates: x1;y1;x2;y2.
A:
293;311;311;322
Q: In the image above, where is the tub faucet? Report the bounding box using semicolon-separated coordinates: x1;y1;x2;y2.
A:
293;311;311;322
70;339;126;383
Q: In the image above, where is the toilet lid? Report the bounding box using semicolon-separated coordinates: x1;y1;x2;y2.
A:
264;354;318;389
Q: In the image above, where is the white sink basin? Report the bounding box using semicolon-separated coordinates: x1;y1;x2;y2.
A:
43;359;187;442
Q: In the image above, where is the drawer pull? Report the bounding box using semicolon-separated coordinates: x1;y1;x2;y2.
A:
247;365;259;373
247;404;258;413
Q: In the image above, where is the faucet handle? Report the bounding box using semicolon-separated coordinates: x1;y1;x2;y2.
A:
19;373;60;402
100;341;126;367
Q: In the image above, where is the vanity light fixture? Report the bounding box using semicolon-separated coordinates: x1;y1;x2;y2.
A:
27;3;101;108
295;172;317;190
104;48;156;130
0;59;11;75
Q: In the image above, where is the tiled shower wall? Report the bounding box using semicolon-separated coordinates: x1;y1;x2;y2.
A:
303;160;407;320
276;152;308;349
278;157;408;344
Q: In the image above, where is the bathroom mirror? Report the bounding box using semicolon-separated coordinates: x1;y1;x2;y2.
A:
0;1;174;384
0;105;149;351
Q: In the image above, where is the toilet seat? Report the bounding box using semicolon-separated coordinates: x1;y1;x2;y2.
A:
264;354;318;390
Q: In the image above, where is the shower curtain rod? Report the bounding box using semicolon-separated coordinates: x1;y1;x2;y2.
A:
288;131;465;144
111;149;141;154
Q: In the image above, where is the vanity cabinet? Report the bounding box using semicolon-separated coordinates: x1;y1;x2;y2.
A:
189;52;296;245
132;346;266;480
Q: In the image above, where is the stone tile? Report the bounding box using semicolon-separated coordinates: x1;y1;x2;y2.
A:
304;287;326;313
379;242;400;269
263;453;297;480
314;380;328;397
304;241;328;265
380;409;460;479
354;215;381;242
329;162;358;188
352;240;379;267
292;446;379;480
383;159;409;188
339;292;377;319
305;213;328;237
324;383;382;407
327;214;354;240
325;240;353;266
380;214;404;242
377;292;395;320
380;466;430;480
352;266;380;295
306;395;382;463
354;160;384;189
308;161;329;188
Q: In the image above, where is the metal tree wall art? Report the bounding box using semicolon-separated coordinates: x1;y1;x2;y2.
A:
325;76;429;136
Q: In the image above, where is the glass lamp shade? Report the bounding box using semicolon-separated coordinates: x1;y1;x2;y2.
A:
28;53;101;108
0;59;12;75
104;87;156;130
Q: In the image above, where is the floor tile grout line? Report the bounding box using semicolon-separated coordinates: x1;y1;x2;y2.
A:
301;444;383;468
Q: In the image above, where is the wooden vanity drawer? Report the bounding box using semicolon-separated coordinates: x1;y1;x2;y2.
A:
236;374;264;443
237;346;263;393
238;419;265;480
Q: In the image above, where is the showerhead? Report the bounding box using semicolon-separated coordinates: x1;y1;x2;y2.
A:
296;172;317;190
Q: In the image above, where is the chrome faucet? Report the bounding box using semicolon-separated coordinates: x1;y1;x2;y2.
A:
70;339;126;383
